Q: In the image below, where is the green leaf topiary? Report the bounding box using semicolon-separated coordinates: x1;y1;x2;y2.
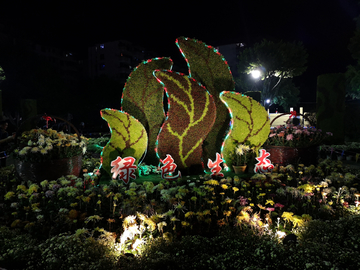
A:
220;91;270;169
176;37;234;167
100;108;148;179
121;57;173;165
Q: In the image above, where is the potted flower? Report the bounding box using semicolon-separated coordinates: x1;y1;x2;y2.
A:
264;124;332;165
230;142;256;174
13;128;88;182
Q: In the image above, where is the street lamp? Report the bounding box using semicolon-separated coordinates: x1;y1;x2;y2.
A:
264;99;270;109
251;69;261;79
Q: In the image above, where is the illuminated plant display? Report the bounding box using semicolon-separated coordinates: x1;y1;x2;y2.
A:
121;57;173;165
100;109;147;177
154;70;216;174
176;37;234;165
100;37;271;178
220;91;270;169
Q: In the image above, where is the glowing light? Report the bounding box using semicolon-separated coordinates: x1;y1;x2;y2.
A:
251;69;261;79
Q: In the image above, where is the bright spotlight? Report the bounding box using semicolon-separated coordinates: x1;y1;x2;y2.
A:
266;99;270;104
251;69;261;79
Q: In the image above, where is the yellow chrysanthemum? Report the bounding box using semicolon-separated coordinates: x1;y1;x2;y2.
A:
281;211;294;223
224;197;232;204
265;199;275;206
221;184;228;190
203;180;219;186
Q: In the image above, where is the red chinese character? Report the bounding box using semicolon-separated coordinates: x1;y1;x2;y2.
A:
160;154;181;180
110;156;137;184
207;152;224;177
254;149;274;173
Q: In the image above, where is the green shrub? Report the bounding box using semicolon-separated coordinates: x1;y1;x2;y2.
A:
39;230;118;270
0;226;41;269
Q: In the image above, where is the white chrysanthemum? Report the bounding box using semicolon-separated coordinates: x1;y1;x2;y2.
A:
70;140;78;146
28;140;33;146
235;144;250;156
19;149;28;156
31;147;40;153
40;148;48;155
45;144;53;150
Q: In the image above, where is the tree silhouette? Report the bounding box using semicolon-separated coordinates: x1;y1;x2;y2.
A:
236;39;308;110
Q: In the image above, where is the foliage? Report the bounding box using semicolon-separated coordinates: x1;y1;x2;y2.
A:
121;57;173;165
100;109;148;178
3;136;360;268
154;71;216;174
220;92;270;168
0;226;118;270
0;226;41;269
175;37;234;165
119;217;360;270
39;229;118;269
236;39;308;109
346;27;360;99
86;136;110;154
0;65;5;83
265;124;333;147
13;129;87;162
316;73;346;144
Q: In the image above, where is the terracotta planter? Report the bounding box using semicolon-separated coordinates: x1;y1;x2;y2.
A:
15;155;82;182
263;146;318;166
233;165;247;174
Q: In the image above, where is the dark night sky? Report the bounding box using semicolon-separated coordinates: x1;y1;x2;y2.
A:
0;0;359;102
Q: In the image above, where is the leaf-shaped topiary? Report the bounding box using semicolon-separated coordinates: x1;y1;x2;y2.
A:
100;108;148;178
121;57;173;165
220;91;270;169
176;37;234;167
154;70;216;175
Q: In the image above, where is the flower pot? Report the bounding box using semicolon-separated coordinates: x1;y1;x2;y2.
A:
233;165;247;174
263;146;318;166
15;155;82;182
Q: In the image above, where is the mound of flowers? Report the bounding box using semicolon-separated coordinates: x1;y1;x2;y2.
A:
1;157;360;268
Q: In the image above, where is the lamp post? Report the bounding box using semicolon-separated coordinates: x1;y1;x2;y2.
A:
250;68;270;110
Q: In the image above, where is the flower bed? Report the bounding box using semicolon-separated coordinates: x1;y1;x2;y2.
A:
2;130;360;268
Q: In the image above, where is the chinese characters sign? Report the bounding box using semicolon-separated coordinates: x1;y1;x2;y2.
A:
160;154;182;180
110;156;137;184
207;153;224;177
254;149;274;173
